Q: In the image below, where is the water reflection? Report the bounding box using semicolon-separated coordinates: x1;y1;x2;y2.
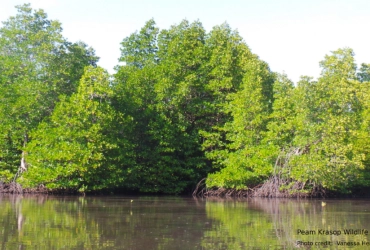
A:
0;195;369;249
203;198;370;249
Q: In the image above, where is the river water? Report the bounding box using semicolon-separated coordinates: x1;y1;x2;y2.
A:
1;195;370;249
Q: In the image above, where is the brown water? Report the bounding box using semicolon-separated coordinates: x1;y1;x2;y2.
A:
1;195;370;249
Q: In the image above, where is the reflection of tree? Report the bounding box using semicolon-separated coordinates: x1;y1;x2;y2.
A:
0;195;102;249
0;195;213;249
82;196;211;249
202;199;278;249
203;198;370;249
3;195;369;249
254;199;370;245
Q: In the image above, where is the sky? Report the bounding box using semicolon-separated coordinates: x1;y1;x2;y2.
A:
1;0;370;83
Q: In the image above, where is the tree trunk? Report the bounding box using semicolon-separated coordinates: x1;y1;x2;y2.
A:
20;134;28;172
13;134;28;182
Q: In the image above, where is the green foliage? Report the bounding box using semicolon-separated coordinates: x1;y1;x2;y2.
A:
266;48;369;192
22;67;124;192
114;20;276;193
205;47;370;193
357;63;370;82
0;4;98;180
114;20;210;193
2;5;370;195
202;31;275;189
119;19;158;69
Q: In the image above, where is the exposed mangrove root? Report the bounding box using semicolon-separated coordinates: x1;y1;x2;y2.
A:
203;187;252;197
0;182;52;194
192;178;207;197
0;182;23;194
192;178;251;198
251;176;316;198
193;177;325;198
193;146;327;198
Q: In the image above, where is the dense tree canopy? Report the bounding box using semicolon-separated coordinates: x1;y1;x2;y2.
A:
264;48;370;194
1;4;370;196
0;4;98;182
23;66;123;192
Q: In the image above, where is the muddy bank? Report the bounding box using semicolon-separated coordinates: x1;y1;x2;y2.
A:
0;182;75;194
192;177;370;198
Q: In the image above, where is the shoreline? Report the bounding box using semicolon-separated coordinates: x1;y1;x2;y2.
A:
2;180;370;198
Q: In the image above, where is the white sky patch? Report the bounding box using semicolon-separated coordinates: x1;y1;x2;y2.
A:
1;0;370;83
27;0;60;9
